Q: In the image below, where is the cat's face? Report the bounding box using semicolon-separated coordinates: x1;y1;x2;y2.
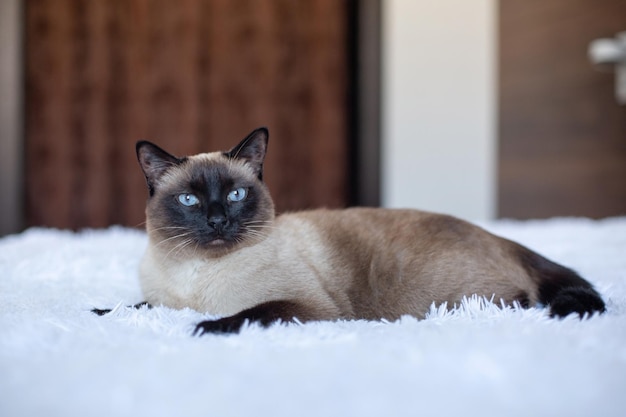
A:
137;128;275;257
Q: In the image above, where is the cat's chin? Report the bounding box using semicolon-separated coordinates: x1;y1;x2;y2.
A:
201;236;242;252
199;234;260;255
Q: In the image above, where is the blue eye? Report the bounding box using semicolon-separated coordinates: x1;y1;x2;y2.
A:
227;188;247;202
178;193;200;206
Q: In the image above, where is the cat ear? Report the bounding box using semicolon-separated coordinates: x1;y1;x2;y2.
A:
136;141;182;195
226;127;269;180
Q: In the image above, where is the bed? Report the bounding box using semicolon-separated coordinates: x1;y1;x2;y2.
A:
1;217;625;417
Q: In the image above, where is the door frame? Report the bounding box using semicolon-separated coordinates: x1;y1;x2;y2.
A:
350;0;382;207
0;0;23;236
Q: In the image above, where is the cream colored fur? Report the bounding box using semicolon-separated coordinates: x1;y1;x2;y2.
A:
140;214;342;318
140;207;539;321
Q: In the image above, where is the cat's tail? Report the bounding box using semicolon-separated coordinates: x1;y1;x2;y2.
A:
514;244;606;318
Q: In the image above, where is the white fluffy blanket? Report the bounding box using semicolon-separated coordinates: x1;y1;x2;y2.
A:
1;217;625;417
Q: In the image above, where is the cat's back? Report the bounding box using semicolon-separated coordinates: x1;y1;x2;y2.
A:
279;207;479;249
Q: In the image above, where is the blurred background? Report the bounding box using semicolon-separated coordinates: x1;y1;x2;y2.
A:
1;0;625;236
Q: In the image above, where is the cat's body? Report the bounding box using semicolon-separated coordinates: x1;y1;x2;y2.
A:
143;208;544;321
132;127;605;334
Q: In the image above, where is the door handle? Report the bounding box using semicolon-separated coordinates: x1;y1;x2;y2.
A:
588;32;626;104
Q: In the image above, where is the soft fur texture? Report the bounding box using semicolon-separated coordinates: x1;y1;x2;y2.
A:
134;129;604;333
1;218;625;416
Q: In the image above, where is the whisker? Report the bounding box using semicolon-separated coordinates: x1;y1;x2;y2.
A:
164;237;194;261
242;220;275;226
244;224;276;230
155;231;194;248
133;220;147;229
173;240;194;258
151;226;189;232
243;228;269;236
239;228;270;244
242;221;277;233
191;239;200;259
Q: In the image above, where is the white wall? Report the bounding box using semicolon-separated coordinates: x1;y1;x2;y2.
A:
382;0;496;221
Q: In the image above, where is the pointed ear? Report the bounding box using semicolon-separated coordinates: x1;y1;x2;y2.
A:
226;127;269;180
136;141;183;196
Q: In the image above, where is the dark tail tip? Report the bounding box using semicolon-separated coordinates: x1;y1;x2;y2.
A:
514;242;606;319
548;286;606;318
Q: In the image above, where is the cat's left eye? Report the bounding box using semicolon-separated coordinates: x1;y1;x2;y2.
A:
227;188;247;202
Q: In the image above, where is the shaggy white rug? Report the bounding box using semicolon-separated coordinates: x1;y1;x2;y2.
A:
1;217;625;417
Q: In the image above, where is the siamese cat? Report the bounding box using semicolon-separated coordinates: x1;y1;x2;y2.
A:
95;127;605;334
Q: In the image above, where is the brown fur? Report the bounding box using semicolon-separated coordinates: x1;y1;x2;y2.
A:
288;208;536;320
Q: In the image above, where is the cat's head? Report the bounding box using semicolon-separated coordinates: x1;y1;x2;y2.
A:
136;127;275;257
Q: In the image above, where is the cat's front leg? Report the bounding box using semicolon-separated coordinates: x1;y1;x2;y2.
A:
193;300;316;335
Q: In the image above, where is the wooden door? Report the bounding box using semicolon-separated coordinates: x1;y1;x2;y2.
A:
25;0;351;229
498;0;626;219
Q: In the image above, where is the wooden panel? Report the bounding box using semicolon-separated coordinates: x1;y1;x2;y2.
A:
25;0;349;229
498;0;626;219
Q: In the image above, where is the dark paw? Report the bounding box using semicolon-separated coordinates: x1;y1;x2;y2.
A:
193;317;246;335
132;301;152;310
549;287;606;318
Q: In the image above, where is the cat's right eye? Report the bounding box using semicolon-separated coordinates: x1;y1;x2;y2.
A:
177;193;200;207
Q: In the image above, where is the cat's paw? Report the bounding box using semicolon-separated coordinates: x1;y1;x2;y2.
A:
193;317;246;335
549;287;606;318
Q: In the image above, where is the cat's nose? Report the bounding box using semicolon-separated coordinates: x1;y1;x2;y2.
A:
207;202;229;232
208;215;228;232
